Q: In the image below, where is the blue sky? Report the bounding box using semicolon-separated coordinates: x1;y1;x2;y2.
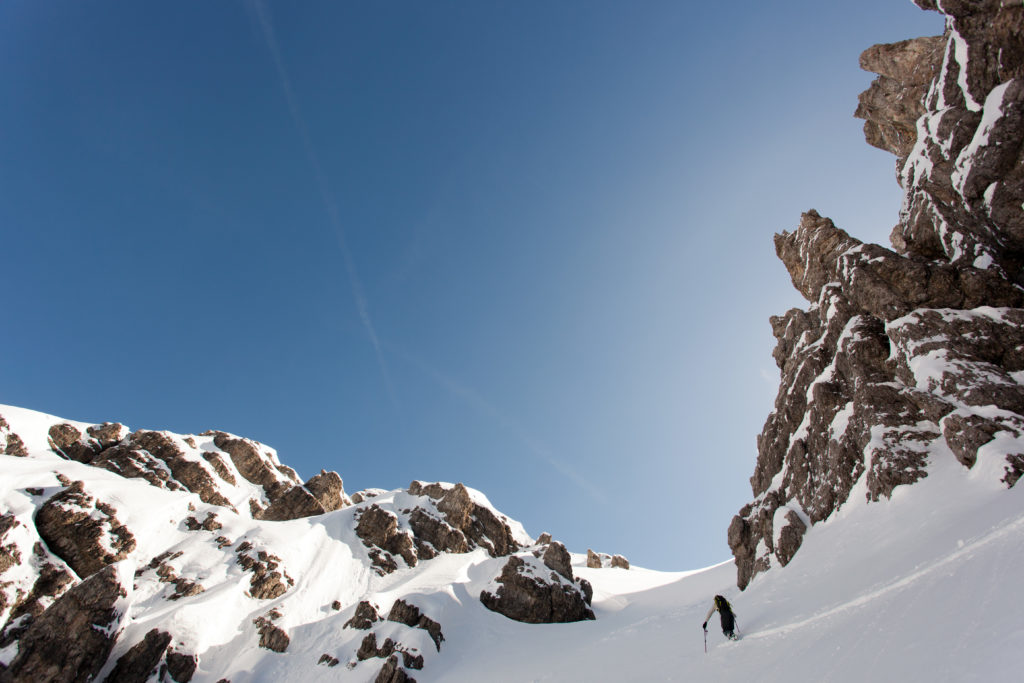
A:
0;1;943;570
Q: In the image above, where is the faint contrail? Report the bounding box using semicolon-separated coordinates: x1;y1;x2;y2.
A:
389;343;607;502
249;0;400;411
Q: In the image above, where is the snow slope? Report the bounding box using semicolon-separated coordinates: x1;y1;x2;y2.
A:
2;403;1021;681
427;446;1022;682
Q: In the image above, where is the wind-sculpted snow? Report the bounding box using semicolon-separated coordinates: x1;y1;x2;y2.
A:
731;0;1024;589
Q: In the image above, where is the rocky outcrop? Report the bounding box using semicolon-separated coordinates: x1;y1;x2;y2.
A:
480;542;595;624
585;549;629;569
3;412;354;527
254;615;290;652
0;543;75;648
0;416;28;457
355;505;418;574
344;600;382;630
407;482;521;558
356;604;435;683
209;432;298;503
354;482;523;575
0;563;128;683
164;650;198;682
387;599;444;652
235;542;292;600
375;654;417;683
123;431;236;509
106;629;173;683
259;470;350;521
304;470;351;511
730;0;1024;589
35;482;136;580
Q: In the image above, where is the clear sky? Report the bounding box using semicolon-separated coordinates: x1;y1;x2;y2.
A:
0;1;943;570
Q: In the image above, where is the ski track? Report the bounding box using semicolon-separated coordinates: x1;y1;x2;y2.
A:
744;511;1024;643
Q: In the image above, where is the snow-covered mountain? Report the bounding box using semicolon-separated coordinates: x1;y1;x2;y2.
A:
3;0;1024;681
2;403;1022;682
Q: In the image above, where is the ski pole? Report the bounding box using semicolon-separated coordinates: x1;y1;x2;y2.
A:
703;626;707;654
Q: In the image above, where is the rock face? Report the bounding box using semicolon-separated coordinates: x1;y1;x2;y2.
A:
730;0;1024;590
35;482;136;579
0;563;128;683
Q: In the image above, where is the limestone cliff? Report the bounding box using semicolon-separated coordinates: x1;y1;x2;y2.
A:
729;0;1024;589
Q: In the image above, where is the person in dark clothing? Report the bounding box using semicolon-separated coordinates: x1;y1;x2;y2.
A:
703;594;738;640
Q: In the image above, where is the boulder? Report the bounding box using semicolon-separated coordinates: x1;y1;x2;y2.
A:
480;555;594;624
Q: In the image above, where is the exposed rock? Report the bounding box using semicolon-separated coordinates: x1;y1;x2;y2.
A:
0;564;127;683
48;423;106;463
357;634;422;680
90;443;181;492
774;211;1023;322
406;509;467;556
141;551;205;601
1;416;28;457
315;651;339;667
0;545;75;647
480;555;594;624
774;511;807;567
541;541;573;581
387;599;444;651
304;470;350;511
855;36;945;160
235;544;292;600
210;432;297;502
128;431;234;508
536;532;552;545
356;505;417;574
581;548;627;570
375;654;415;683
165;650;198;682
407;482;520;558
201;452;237;485
1003;454;1024;487
106;629;172;683
184;512;223;532
259;484;326;521
35;481;136;579
351;489;385;504
357;632;395;661
0;515;20;576
253;615;290;652
254;469;348;521
732;0;1024;589
344;600;381;630
86;422;127;448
